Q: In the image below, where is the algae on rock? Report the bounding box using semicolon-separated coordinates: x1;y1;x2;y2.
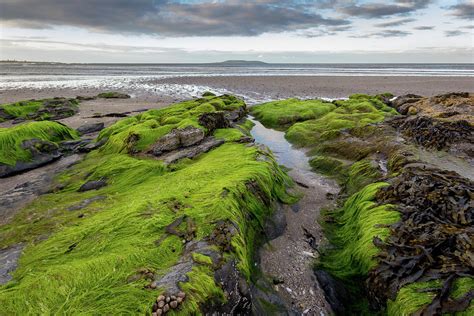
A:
0;95;295;315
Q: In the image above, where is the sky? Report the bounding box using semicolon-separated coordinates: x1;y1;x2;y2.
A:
0;0;473;63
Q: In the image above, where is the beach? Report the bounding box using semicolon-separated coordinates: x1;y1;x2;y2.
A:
1;65;473;315
1;75;473;106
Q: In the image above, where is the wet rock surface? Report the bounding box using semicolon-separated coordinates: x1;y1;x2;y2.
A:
0;138;62;178
76;122;105;135
152;126;205;155
0;154;82;225
0;244;24;285
78;179;107;192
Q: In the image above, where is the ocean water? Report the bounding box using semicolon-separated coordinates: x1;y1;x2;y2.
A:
1;62;473;103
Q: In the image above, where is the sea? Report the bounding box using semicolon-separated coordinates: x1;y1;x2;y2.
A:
1;62;473;103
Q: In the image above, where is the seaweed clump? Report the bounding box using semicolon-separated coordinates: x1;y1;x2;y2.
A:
369;166;474;315
0;98;79;122
0;95;295;315
0;121;78;177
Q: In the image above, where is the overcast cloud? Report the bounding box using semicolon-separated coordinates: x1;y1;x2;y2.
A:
0;0;472;62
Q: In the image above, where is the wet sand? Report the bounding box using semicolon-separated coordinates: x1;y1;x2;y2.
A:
1;76;472;107
153;75;474;100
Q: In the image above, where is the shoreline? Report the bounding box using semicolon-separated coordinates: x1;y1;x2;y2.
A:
1;75;472;105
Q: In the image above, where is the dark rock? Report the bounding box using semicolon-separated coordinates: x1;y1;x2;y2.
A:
76;95;96;101
314;270;350;315
0;108;15;121
76;122;105;135
198;112;230;132
91;112;130;118
78;179;107;192
264;203;287;240
201;259;252;315
158;137;224;164
97;92;131;99
0;244;24;285
68;196;106;211
391;94;423;114
0;139;62;178
34;98;79;120
152;126;205;156
154;261;193;294
60;139;93;153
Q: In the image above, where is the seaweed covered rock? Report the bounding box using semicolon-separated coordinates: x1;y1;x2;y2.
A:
390;115;473;151
368;166;473;314
0;121;78;177
97;94;246;161
97;91;131;99
0;95;295;315
0;98;79;122
392;92;473;123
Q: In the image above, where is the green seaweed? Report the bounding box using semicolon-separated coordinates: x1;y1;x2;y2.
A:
97;94;245;155
0;121;78;166
251;98;336;129
387;277;474;316
0;100;43;121
0;96;294;314
319;183;400;281
345;160;382;195
286;95;397;147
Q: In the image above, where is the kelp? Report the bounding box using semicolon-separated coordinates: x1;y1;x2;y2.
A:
389;116;474;151
368;166;474;314
0;95;295;314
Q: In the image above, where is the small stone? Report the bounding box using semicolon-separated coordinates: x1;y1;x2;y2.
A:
408;106;418;115
152;312;157;316
177;297;183;303
150;282;157;289
158;301;165;308
177;291;186;298
170;295;176;300
165;296;170;303
157;295;165;302
152;303;158;311
156;309;163;316
170;301;178;309
163;304;170;313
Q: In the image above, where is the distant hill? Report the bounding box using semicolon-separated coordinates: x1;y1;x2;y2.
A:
213;60;268;66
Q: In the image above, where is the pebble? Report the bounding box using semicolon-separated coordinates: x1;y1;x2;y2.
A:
152;312;157;316
177;291;186;298
177;297;183;303
170;301;178;309
158;301;165;308
163;304;170;313
170;295;176;300
157;295;165;302
156;309;163;316
165;296;170;303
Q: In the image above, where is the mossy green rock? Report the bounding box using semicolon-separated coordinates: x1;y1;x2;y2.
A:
0;98;79;122
0;121;78;177
0;95;294;314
